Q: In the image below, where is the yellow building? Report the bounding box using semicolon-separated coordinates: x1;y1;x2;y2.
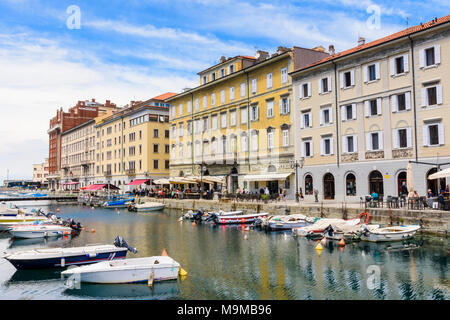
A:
166;47;328;197
290;15;450;201
94;93;175;190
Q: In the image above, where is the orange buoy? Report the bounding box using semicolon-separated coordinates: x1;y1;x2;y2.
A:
57;208;60;213
161;248;168;256
339;238;346;247
81;227;85;230
91;229;95;233
192;221;196;226
320;237;327;245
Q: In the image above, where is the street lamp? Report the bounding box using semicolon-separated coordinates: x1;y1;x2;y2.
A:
200;164;207;199
290;157;305;203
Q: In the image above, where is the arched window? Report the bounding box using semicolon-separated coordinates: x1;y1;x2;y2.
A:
323;173;335;199
397;171;407;196
369;170;384;196
346;173;356;196
268;165;277;173
426;168;445;197
305;175;313;195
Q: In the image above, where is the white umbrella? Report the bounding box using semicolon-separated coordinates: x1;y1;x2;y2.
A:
428;167;450;180
407;163;414;192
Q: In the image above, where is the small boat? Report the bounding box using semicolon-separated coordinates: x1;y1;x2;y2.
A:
128;202;165;212
9;224;74;239
0;214;49;225
103;198;135;209
293;218;359;237
3;236;137;270
359;225;421;242
61;256;181;284
209;212;269;225
264;214;317;231
323;223;380;241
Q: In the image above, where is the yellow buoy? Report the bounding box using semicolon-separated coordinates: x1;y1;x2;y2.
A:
179;267;188;276
315;242;323;251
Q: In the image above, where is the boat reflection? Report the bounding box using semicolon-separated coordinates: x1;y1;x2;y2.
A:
63;280;180;299
7;268;62;283
8;234;78;250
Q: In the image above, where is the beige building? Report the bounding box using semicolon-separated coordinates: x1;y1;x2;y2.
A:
291;16;450;201
32;159;49;188
94;93;175;191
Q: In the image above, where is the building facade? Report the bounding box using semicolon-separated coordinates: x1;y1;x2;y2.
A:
94;94;174;191
291;16;450;201
32;159;49;188
167;47;329;198
47;99;118;190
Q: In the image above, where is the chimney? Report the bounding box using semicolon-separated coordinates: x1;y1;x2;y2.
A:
329;45;335;55
358;37;366;46
277;46;290;54
220;56;226;63
91;98;95;103
105;100;110;106
255;50;269;61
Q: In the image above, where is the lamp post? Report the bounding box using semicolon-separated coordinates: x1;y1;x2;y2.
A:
200;164;206;199
290;157;305;203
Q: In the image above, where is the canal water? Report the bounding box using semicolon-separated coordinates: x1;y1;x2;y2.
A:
0;205;448;300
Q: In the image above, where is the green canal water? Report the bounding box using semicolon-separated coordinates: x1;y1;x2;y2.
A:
0;205;448;300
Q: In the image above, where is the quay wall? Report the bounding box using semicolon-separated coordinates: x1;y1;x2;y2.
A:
144;198;449;236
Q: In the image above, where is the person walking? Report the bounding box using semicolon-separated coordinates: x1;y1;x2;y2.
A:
314;189;319;202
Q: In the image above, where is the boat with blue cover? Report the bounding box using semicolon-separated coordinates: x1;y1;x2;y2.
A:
102;195;135;209
2;236;137;270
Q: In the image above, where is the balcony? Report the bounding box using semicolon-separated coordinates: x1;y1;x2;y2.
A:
104;171;112;178
126;169;136;177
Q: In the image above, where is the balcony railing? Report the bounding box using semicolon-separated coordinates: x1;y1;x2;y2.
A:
104;171;112;177
126;169;136;176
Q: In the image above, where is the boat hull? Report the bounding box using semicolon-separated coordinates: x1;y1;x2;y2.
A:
3;200;54;207
7;250;127;270
135;205;165;212
267;221;312;231
360;228;419;242
214;213;268;225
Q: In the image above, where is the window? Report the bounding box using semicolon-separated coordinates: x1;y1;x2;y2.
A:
153;144;159;153
343;135;357;153
423;123;444;146
366;64;379;82
230;87;235;101
195;98;199;112
211;72;216;81
203;96;207;109
221;112;227;128
266;73;273;89
281;67;288;84
282;129;289;147
366;131;383;151
305;175;313;195
241;134;248;152
212;115;217;130
280;96;290;114
319;77;330;94
300;83;311;98
320;107;332;125
266;100;274;118
396;56;404;74
195;119;201;133
220;68;225;78
342;104;356;121
203;76;207;84
211;93;216;106
341;70;354;88
153;160;159;169
178;122;184;137
129;146;135;156
346;174;356;196
301;111;312;129
220;90;225;104
179;104;183;116
302;140;313;157
230;110;236;126
420;45;440;68
165;144;170;153
250;105;259;121
165;160;170;169
422;85;442;107
186;101;191;113
251;79;257;94
426;47;435;66
393;128;411;149
203;117;208;132
172;145;176;160
229;65;234;74
267;130;274;150
240;83;246;97
321;137;333;155
241;107;247;124
251;132;258;151
365;98;381;117
221;138;226;154
165;130;169;138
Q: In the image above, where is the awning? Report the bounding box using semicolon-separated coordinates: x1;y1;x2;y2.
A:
169;177;194;184
428;168;450;180
201;176;226;184
153;178;170;185
82;184;120;191
241;172;293;182
61;181;79;186
127;179;150;186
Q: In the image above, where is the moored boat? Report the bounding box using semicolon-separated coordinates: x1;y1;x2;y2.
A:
210;212;269;225
359;225;421;242
103;198;135;209
9;224;74;239
264;214;317;231
61;255;181;284
3;236;137;270
128;202;165;212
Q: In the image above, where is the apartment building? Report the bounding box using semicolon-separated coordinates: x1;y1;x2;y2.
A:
166;47;329;197
47;99;118;190
94;93;174;190
291;15;450;201
32;159;49;188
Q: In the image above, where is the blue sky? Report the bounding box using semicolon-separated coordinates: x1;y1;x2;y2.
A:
0;0;448;182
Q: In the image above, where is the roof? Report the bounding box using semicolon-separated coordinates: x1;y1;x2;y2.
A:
197;55;256;75
292;15;450;74
152;92;178;101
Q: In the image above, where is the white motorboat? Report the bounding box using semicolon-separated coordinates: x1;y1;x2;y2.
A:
0;220;53;232
359;225;421;242
9;225;73;239
0;214;49;225
323;223;380;241
61;256;181;284
128;202;165;212
263;214;317;231
293;218;360;237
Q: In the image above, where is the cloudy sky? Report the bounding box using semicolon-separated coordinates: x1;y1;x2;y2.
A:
0;0;447;182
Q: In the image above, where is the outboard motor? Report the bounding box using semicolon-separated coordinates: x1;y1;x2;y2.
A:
114;236;138;254
207;212;219;223
323;225;334;237
193;209;204;221
360;224;370;236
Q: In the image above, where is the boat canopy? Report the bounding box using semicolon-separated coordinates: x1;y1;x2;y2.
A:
127;179;149;186
241;172;293;182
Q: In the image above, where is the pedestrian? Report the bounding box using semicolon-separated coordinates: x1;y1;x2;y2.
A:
264;187;270;195
314;189;319;202
401;182;408;196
